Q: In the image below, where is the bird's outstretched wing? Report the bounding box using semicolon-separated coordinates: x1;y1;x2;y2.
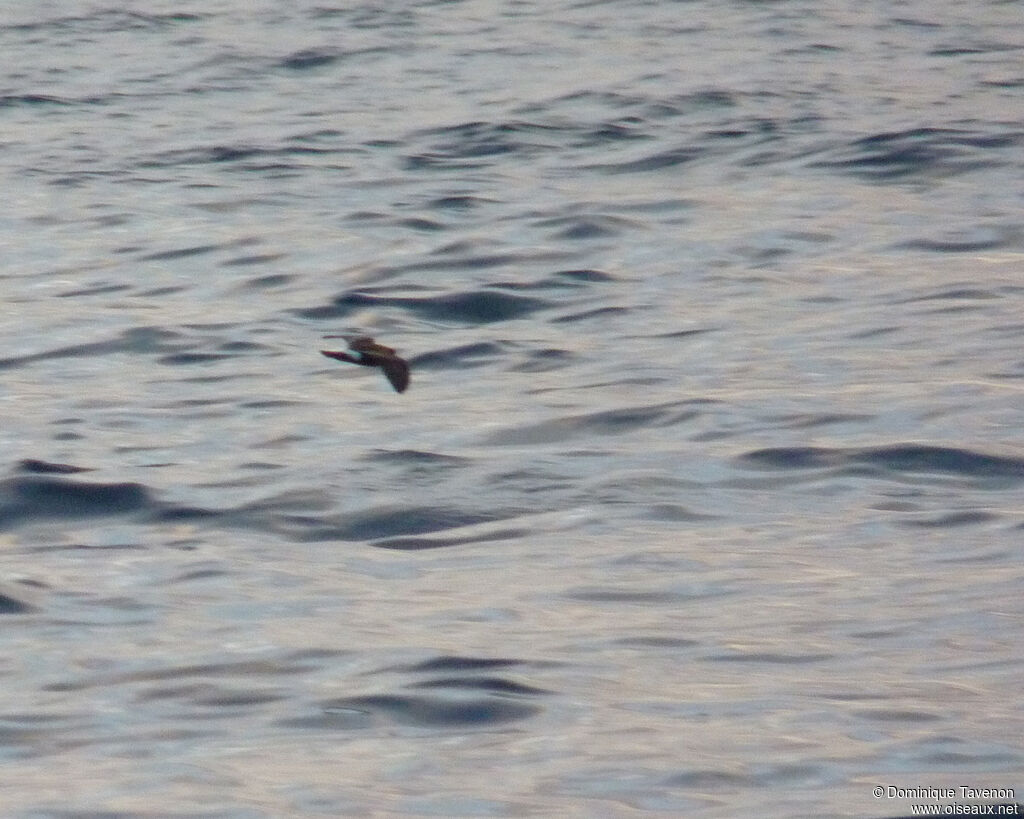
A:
320;337;410;393
320;349;361;365
378;354;410;393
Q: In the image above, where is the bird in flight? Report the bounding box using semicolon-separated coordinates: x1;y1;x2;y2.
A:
320;336;410;393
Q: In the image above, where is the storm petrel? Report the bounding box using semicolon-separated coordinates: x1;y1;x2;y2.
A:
320;336;410;393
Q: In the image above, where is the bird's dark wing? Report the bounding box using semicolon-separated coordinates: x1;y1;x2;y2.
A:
324;349;409;392
380;355;410;393
321;349;365;366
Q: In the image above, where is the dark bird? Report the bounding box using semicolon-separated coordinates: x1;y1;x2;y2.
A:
320;336;410;393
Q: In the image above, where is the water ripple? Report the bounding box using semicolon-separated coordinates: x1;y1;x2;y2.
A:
810;127;1021;181
296;288;552;324
482;400;701;446
0;476;152;529
737;444;1024;482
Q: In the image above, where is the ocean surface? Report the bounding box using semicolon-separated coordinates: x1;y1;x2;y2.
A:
1;2;1022;816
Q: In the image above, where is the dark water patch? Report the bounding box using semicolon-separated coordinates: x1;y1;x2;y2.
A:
404;119;563;169
898;231;1013;253
409;342;503;370
738;445;1024;483
861;445;1024;480
653;89;739;117
569;589;686;604
359;449;470;466
373;527;526;551
854;708;942;723
638;327;716;341
252;434;311;450
181;321;243;332
313;4;417;28
665;770;753;789
343;209;388;223
138;285;189;297
929;44;1008;57
574;120;649;146
160;373;263;386
740;446;870;471
900;511;995;528
170;565;229;583
150;505;221;524
296;289;551;324
53;431;86;442
222;255;288;271
145;683;286;709
0;326;183;371
140;143;353;170
277;48;343;70
531;375;666;394
901;286;1000;303
536;215;639;240
983;74;1024;88
0;474;217;531
0;477;152;530
409;676;550;696
218;340;265;353
921;750;1019;768
418;250;564;272
509;348;575;373
139;243;223;262
568;585;728;605
522;89;645;115
773;412;873;429
310;693;540;728
280;710;372;730
427;238;484;257
56;282;131;298
44;654;331;693
553;305;631;323
238;461;285;471
285;506;508;542
483;465;572;496
889;16;943;29
17;459;91;475
483;269;606;292
0;94;76;108
239;399;302;409
613;636;700;649
554;268;617;283
809;127;1019;181
413;239;572;272
299;649;549;727
981;320;1024;340
30;542;145;553
584;145;702;174
406;152;504;171
482;400;699;445
643;504;717;522
397;216;444;231
426;194;496;211
708;650;833;664
156;352;233;365
5;9;203;34
397;656;522;674
0;590;33;614
849;325;900;339
232;488;332;513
